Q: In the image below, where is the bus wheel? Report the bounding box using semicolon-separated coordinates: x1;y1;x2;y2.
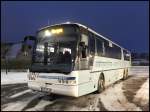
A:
126;69;128;79
123;69;128;80
97;74;105;93
123;69;126;80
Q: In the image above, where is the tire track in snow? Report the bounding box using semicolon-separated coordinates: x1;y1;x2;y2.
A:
133;79;149;111
2;94;41;111
25;99;53;111
22;94;51;111
99;82;141;111
44;94;100;111
122;76;148;110
1;84;28;105
10;89;31;98
1;84;28;98
97;98;108;111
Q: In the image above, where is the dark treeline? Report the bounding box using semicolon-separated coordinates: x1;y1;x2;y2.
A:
1;42;32;69
131;52;149;60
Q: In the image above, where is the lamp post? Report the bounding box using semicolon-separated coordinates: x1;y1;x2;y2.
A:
5;48;8;75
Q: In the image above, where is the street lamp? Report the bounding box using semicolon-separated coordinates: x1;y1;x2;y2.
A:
4;36;8;74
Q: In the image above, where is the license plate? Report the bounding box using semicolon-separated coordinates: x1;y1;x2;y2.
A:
41;87;51;93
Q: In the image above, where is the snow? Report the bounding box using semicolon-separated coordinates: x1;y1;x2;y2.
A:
129;66;149;77
1;72;28;85
10;89;31;99
133;79;149;105
3;101;28;111
99;83;141;111
26;100;53;111
130;66;149;74
2;95;39;111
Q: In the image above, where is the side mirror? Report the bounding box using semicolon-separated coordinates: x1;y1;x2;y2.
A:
22;35;36;55
23;36;36;42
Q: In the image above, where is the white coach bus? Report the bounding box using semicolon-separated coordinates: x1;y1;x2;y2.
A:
27;22;131;97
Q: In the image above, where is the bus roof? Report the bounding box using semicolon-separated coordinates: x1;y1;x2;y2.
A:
38;22;130;53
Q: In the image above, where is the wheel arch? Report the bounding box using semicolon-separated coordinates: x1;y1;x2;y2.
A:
99;72;105;81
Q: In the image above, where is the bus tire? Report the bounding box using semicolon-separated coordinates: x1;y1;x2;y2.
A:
123;69;126;80
126;69;128;79
123;68;128;80
97;74;105;93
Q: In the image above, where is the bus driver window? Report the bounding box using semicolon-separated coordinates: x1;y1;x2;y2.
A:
78;34;89;70
79;42;87;58
80;34;88;58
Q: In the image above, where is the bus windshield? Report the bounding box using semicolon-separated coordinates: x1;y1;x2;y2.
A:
31;25;79;73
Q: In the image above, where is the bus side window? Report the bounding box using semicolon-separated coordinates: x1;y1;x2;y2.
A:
104;41;109;58
78;33;89;70
104;41;121;59
80;34;88;58
88;33;95;68
96;38;103;56
89;33;95;56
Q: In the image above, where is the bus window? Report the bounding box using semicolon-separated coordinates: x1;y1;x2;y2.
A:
80;34;88;58
78;33;89;70
88;33;95;69
114;45;121;59
105;41;111;58
105;41;121;59
81;34;88;46
96;38;103;56
89;33;95;56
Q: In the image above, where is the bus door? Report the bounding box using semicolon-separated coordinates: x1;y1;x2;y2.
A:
79;32;96;85
78;32;93;87
79;33;89;70
88;33;96;87
78;31;95;88
88;33;95;71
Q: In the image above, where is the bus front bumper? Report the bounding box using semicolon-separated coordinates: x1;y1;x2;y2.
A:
28;81;78;97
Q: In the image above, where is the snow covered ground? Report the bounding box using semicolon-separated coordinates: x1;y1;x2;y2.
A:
133;79;149;106
1;72;28;85
129;66;149;75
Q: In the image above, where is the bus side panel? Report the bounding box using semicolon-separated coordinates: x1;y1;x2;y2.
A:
77;70;96;96
91;72;100;92
102;68;124;86
78;81;95;97
93;56;124;87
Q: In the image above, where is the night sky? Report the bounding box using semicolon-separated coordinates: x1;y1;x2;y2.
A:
1;1;149;53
